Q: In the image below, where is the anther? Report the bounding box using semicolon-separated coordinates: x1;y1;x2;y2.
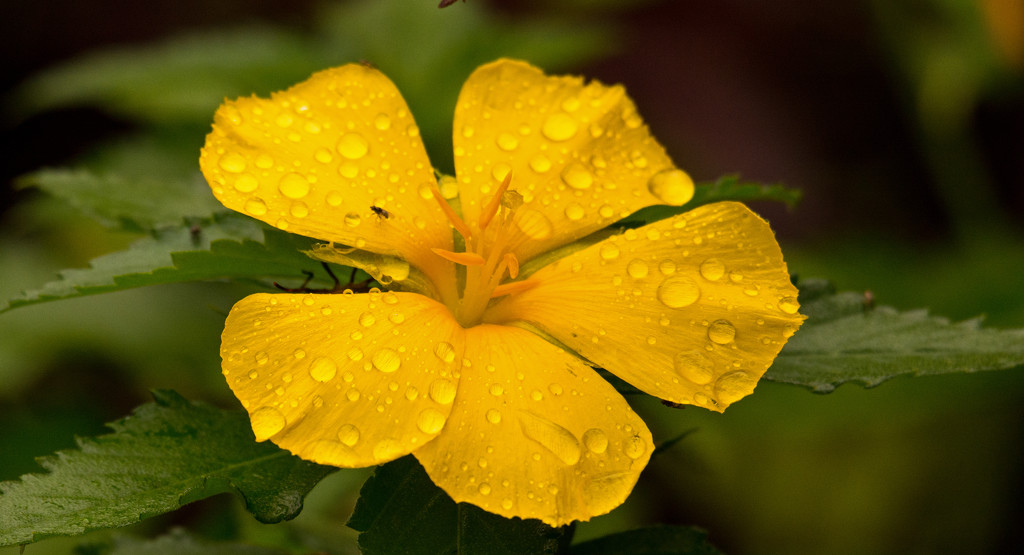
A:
491;279;538;298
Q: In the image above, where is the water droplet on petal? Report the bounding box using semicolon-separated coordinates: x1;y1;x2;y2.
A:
623;435;647;460
583;428;609;454
489;384;504;396
434;342;456;363
254;154;274;169
233;174;258;193
496;132;519;151
647;169;694;205
502;498;513;510
347;347;363;361
517;412;581;465
560;162;593;190
314;148;333;164
658;259;677;275
337;424;360;446
673;351;715;384
337;133;369;159
479;483;492;495
708;319;736;344
254;351;269;365
486;409;502;424
250;406;286;441
245;198;268;216
626;259;649;279
565;203;585;220
359;312;376;327
417;408;447;434
290;202;309;218
374;113;391;130
600;244;620;261
306;356;337;382
429;379;457;405
515;209;553;240
657;276;700;308
699;259;725;281
542;113;579;141
373;439;402;461
779;296;800;314
219;153;247;173
714;371;756;405
530;155;552;173
372;348;401;373
548;383;563;395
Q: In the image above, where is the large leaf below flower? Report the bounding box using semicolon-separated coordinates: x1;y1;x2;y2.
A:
0;390;335;547
767;279;1024;391
347;455;571;555
1;215;328;314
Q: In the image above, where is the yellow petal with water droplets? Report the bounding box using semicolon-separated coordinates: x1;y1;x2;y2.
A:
221;291;462;466
200;64;453;292
452;59;693;263
485;202;805;412
413;325;651;526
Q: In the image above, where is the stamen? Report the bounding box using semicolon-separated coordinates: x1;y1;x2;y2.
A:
504;252;519;279
491;279;539;298
429;181;473;241
478;171;513;231
431;248;486;266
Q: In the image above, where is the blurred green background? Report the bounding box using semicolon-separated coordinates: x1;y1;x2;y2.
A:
2;0;1022;553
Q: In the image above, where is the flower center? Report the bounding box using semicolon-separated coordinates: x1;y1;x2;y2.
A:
430;173;536;327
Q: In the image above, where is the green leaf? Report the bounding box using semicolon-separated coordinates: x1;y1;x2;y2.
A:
0;390;335;547
1;215;332;314
78;528;289;555
570;525;722;555
348;455;571;555
625;176;802;227
766;278;1024;392
17;168;224;232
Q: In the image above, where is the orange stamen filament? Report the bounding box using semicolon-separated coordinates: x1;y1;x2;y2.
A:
430;182;473;242
428;174;532;327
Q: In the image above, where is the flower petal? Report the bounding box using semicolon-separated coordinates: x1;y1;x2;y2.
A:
452;59;693;262
200;64;453;290
485;202;804;412
413;324;651;526
221;291;463;466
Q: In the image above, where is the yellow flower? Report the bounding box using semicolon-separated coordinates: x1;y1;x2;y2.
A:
199;59;804;526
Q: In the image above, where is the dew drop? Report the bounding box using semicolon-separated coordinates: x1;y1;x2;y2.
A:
346;388;360;401
502;498;513;510
489;384;504;396
434;342;456;363
657;276;700;308
309;357;338;383
374;113;391;130
599;244;620;261
254;154;274;169
673;351;715;384
233;174;258;193
388;311;405;324
337;133;369;159
479;483;492;495
647;169;695;205
560;162;594;190
659;259;677;276
715;371;756;405
337;424;360;446
707;319;736;344
293;348;306;360
359;311;376;327
290;202;309;218
254;350;269;365
278;173;310;199
542;113;579;141
517;412;581;465
429;379;457;405
515;209;553;240
372;348;401;373
626;259;649;279
326;191;344;206
417;407;447;434
623;435;647;460
373;439;402;461
699;259;725;281
339;162;359;179
565;203;585;220
548;383;563;396
486;409;502;424
496;132;519;151
582;428;609;454
779;296;800;314
314;148;333;164
347;347;363;361
244;198;268;216
250;406;286;441
530;154;552;173
218;152;247;173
